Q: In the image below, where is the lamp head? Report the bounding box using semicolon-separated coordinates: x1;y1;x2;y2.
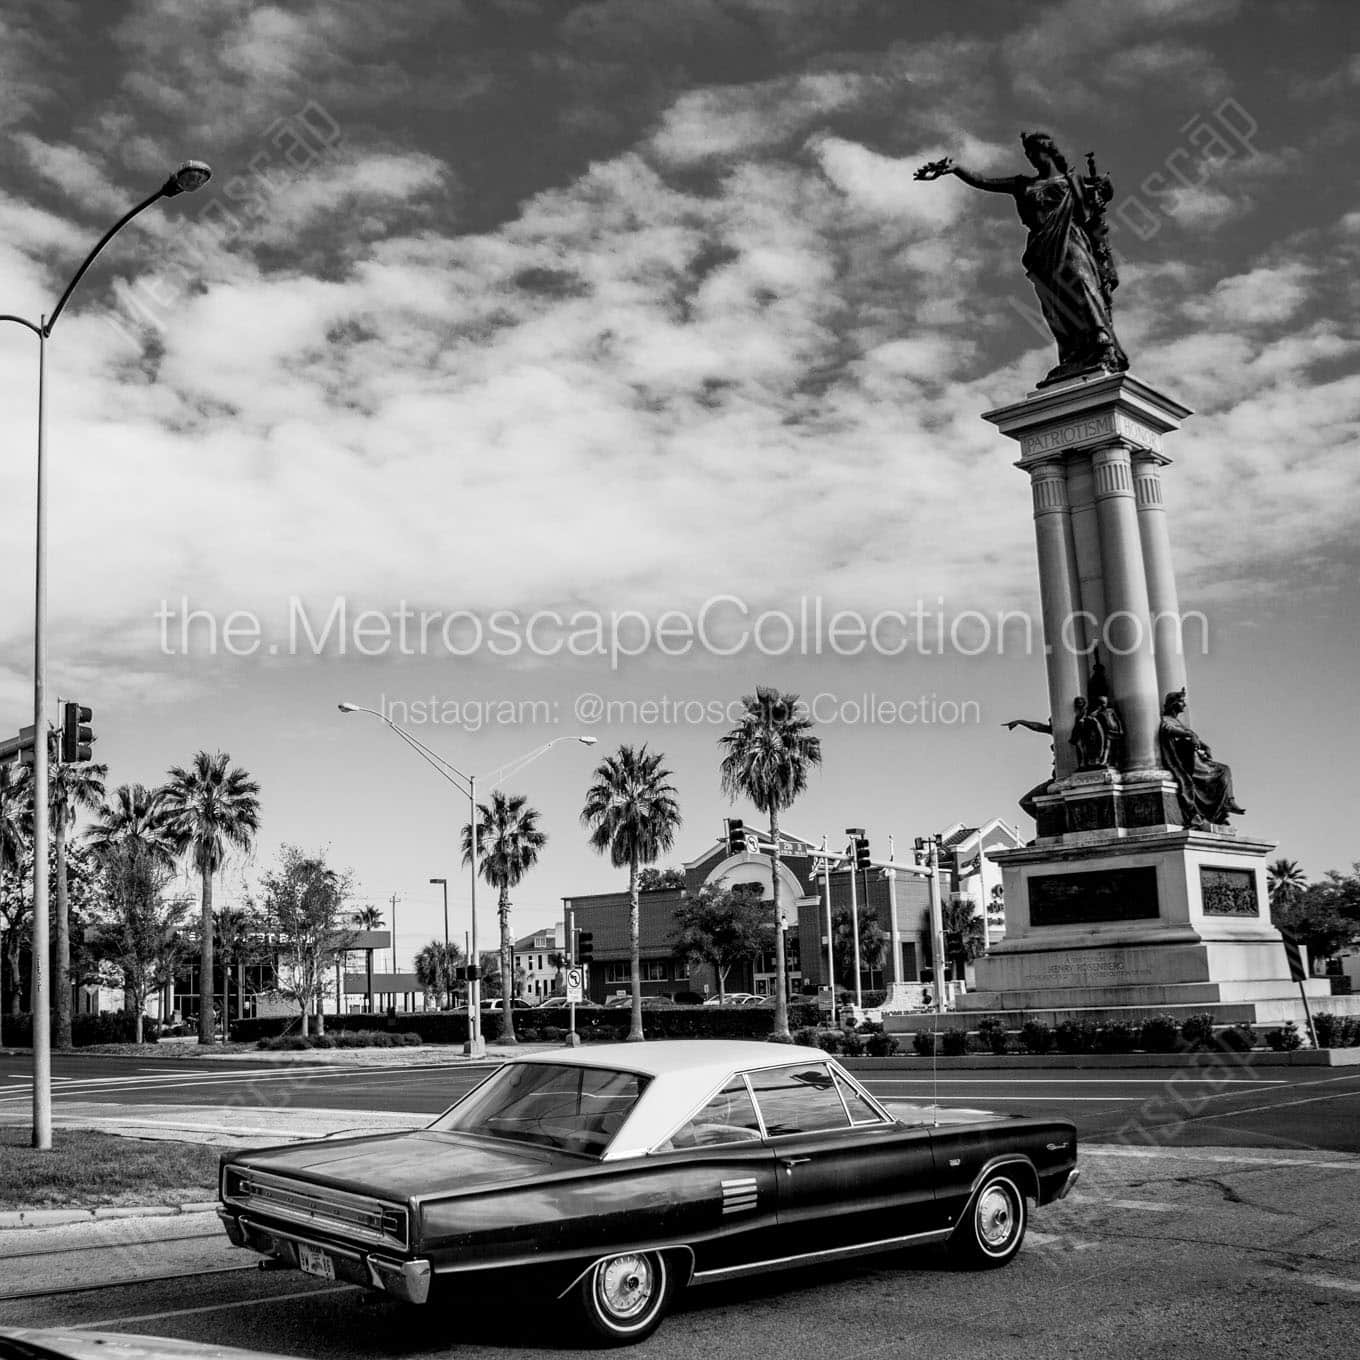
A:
578;736;599;746
429;877;446;886
162;160;213;197
338;702;358;713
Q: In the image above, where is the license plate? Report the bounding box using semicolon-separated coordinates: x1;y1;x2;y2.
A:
298;1244;335;1281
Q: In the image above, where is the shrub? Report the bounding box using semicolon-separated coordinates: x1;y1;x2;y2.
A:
975;1016;1010;1055
813;1029;841;1054
941;1028;970;1056
1180;1013;1216;1049
839;1029;866;1058
1264;1020;1302;1051
912;1030;938;1057
1094;1021;1139;1054
864;1029;899;1057
1019;1019;1053;1054
1344;1018;1360;1048
1313;1012;1342;1048
1054;1019;1098;1054
792;1026;820;1048
1140;1015;1181;1053
1214;1024;1256;1052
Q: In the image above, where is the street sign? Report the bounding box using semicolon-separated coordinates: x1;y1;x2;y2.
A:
565;967;584;1002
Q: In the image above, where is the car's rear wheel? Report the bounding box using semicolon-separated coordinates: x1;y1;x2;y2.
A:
575;1250;673;1344
952;1173;1027;1268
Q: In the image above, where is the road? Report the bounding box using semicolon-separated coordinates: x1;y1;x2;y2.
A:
3;1051;1359;1154
3;1144;1359;1360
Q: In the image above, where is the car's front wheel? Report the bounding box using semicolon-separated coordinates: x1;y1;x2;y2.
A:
575;1250;673;1344
952;1173;1027;1267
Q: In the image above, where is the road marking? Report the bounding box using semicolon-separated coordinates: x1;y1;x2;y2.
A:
72;1283;357;1329
1289;1273;1360;1295
1099;1198;1177;1211
868;1077;1287;1086
1084;1145;1360;1170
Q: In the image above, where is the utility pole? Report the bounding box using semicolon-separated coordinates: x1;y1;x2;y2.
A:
390;893;399;1011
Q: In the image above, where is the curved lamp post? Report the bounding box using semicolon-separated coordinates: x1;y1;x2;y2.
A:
429;876;451;1008
2;161;212;1150
339;703;595;1056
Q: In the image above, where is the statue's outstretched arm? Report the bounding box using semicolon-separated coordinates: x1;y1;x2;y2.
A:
1003;718;1052;735
952;165;1025;195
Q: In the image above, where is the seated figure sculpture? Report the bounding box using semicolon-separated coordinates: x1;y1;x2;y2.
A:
1157;689;1246;827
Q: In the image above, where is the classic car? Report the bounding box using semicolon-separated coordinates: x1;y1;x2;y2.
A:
217;1040;1078;1344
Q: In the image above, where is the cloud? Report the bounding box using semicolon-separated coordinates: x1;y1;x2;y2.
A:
1183;261;1313;327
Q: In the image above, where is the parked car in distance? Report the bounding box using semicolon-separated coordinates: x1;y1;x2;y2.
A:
702;992;756;1006
535;996;572;1009
480;997;533;1011
217;1040;1079;1344
605;995;678;1009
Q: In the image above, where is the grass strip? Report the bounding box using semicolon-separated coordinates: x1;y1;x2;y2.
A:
0;1127;219;1209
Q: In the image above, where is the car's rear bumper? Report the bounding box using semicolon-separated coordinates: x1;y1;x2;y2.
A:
1054;1167;1080;1200
218;1208;432;1304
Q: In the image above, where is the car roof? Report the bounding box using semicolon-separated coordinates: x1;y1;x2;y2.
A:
500;1041;850;1159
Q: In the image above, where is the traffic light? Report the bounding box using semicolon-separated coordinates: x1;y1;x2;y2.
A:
853;836;871;871
576;930;594;964
60;702;94;762
725;818;746;855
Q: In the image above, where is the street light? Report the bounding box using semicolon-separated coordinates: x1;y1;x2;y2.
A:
339;703;595;1056
2;159;212;1151
429;876;450;1008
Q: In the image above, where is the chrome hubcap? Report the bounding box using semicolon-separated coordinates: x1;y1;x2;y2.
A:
598;1254;655;1320
978;1187;1015;1247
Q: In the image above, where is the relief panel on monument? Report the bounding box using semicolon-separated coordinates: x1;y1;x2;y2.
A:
1199;866;1259;917
1028;865;1159;927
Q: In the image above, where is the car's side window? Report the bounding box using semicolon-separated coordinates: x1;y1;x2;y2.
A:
832;1069;887;1126
662;1079;763;1150
747;1063;852;1137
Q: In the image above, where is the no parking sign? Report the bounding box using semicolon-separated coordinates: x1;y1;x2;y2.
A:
566;967;584;1002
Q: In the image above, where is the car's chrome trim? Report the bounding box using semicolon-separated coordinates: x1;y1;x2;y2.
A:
689;1227;954;1284
968;1154;1039;1200
222;1170;409;1251
230;1214;431;1304
1055;1167;1081;1200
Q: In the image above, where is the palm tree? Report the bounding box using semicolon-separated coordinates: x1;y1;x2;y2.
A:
353;904;384;1013
461;792;546;1045
160;752;261;1045
581;745;682;1043
719;687;821;1041
414;939;463;1009
1268;858;1307;909
49;759;107;1049
88;784;178;872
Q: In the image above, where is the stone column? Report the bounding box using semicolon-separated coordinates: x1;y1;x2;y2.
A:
886;870;901;986
1066;454;1107;666
1092;442;1161;768
1133;454;1189;715
1029;461;1085;778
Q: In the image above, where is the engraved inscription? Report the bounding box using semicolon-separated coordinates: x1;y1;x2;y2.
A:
1020;411;1164;459
1028;866;1160;927
1199;866;1259;916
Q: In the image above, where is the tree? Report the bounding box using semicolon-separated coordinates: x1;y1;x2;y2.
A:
941;898;988;980
49;758;107;1049
637;867;685;892
1272;863;1360;962
414;938;464;1009
353;904;384;1013
215;901;270;1024
581;745;682;1042
88;784;178;873
160;752;261;1044
832;904;887;992
93;843;193;1043
719;687;821;1040
461;791;546;1045
0;764;30;1036
670;883;766;1001
1267;858;1307;910
261;847;356;1037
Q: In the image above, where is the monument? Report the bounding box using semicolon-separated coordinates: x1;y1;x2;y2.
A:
912;135;1355;1028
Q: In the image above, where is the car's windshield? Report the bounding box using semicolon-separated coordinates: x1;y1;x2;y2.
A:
428;1062;650;1157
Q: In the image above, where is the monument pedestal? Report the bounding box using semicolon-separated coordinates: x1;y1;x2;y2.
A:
942;371;1360;1034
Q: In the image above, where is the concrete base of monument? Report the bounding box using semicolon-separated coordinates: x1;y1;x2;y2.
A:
930;823;1360;1029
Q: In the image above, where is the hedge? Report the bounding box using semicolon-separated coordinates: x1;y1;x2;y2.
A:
229;1001;823;1046
1;1012;160;1047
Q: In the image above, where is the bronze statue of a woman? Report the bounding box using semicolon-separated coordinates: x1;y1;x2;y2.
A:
916;132;1129;386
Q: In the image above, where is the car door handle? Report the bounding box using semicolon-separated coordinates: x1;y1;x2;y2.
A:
780;1157;812;1172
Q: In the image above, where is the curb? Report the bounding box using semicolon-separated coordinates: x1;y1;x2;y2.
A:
842;1047;1360;1071
0;1201;219;1230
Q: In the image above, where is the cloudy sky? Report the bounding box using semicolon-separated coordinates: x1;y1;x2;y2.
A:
1;0;1356;961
